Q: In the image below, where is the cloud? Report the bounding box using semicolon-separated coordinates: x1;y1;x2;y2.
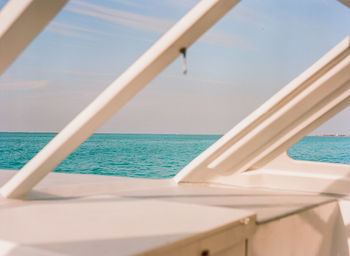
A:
0;80;49;90
46;21;115;39
46;21;153;44
46;21;91;39
47;69;115;77
162;74;232;85
65;0;249;49
67;1;173;34
105;0;146;9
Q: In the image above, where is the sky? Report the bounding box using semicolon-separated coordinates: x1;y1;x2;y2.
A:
0;0;349;135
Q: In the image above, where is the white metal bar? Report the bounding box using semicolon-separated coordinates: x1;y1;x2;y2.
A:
338;0;350;8
0;0;241;198
175;36;350;184
0;0;68;76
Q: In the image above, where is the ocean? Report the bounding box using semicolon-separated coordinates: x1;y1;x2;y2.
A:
0;133;349;178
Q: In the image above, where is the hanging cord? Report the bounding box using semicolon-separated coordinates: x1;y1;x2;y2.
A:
180;47;187;74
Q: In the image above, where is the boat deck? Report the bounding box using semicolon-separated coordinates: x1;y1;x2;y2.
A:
0;170;335;223
0;170;341;255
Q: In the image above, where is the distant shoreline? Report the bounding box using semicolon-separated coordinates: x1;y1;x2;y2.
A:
0;132;223;136
0;132;349;137
315;134;349;137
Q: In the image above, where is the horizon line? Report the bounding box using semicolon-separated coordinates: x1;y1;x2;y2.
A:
0;131;224;136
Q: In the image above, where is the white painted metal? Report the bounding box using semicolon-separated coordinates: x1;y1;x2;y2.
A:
0;0;68;76
252;201;346;256
228;153;350;195
175;36;350;187
0;198;255;255
338;0;350;8
0;0;241;199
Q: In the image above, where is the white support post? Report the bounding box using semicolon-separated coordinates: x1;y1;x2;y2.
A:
0;0;241;198
0;0;68;76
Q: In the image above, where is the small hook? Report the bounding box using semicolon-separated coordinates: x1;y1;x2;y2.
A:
180;47;187;75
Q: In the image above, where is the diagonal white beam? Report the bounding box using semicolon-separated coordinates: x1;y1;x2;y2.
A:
338;0;350;8
175;36;350;184
0;0;68;76
1;0;241;198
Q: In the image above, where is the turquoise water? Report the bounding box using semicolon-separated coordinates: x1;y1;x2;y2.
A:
287;136;350;165
0;133;349;178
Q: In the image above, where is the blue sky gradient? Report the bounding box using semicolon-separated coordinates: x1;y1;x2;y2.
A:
0;0;349;134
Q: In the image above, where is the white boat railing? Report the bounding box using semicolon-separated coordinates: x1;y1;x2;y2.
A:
175;37;350;178
175;36;350;195
0;0;68;76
